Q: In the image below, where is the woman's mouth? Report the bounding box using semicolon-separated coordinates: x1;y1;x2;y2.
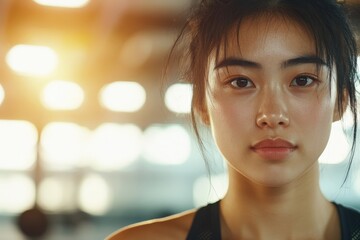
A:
251;138;297;161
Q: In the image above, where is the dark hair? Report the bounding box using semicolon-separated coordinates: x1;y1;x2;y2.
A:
169;0;358;180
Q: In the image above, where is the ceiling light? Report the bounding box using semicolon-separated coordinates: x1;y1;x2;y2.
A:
41;80;84;110
99;81;146;112
33;0;90;8
6;44;58;77
165;83;192;114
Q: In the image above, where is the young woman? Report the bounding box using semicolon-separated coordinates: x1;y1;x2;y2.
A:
107;0;360;239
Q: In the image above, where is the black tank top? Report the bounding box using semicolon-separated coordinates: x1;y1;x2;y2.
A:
186;201;360;240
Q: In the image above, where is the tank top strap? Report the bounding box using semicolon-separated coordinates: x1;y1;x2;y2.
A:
334;202;360;240
186;200;221;240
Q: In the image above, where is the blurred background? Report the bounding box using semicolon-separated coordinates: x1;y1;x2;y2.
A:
0;0;359;239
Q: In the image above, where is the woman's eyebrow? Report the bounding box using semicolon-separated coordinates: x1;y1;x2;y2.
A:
214;55;327;70
214;58;261;70
281;55;327;68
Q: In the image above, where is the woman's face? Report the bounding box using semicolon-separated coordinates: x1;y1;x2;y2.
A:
205;16;337;187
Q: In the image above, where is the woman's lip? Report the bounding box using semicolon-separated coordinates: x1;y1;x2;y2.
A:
251;139;297;160
252;138;296;149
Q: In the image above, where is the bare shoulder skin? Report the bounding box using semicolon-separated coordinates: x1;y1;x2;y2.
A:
105;208;197;240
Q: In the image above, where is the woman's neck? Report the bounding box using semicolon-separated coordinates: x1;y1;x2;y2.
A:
220;165;340;240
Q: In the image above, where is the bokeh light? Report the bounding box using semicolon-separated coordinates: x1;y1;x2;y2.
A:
41;80;85;110
40;122;90;170
6;44;58;76
78;174;112;216
88;123;143;171
99;81;146;112
165;83;192;114
0;175;35;214
33;0;90;8
0;120;38;171
38;176;76;212
142;124;191;165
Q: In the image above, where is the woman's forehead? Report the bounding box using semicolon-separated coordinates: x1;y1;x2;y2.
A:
213;14;315;59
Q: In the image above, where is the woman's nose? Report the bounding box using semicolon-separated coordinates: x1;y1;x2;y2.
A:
255;89;290;128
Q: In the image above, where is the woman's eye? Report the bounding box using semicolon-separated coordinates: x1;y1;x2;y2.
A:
229;78;254;88
290;75;316;87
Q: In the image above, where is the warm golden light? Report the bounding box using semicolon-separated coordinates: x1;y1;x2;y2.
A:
142;124;191;165
33;0;90;8
0;84;5;106
6;44;58;76
88;123;142;171
99;81;146;112
120;33;153;69
0;120;38;171
78;174;112;215
41;80;84;110
165;83;192;113
41;122;90;170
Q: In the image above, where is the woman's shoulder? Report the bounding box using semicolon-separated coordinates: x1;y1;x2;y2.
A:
105;208;197;240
